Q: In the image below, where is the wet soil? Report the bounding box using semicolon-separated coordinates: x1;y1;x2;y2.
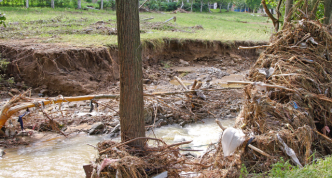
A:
0;39;264;147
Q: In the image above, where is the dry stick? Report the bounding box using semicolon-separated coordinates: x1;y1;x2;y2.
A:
99;137;167;154
191;80;198;90
313;129;332;143
215;120;271;158
238;45;271;49
195;82;202;90
142;17;154;21
42;111;68;137
227;81;296;92
0;88;241;129
139;0;149;8
262;0;279;31
175;76;189;91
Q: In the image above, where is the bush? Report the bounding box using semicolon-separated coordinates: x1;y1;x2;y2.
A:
0;12;6;27
97;0;115;10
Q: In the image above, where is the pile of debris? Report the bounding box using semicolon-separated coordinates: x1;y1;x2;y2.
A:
238;19;332;171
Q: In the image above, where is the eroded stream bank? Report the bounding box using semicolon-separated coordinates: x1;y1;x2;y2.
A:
0;39;265;177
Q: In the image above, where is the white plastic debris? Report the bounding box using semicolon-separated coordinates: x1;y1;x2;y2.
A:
277;134;303;168
222;127;246;157
152;171;168;178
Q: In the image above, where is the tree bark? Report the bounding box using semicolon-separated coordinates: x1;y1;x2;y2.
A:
26;0;28;8
101;0;103;10
324;0;331;24
191;0;193;12
116;0;145;148
284;0;293;23
51;0;54;8
200;0;203;12
227;2;230;11
219;3;222;12
78;0;81;9
262;0;279;32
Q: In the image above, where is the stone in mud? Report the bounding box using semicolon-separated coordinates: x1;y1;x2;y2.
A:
0;149;5;158
109;119;120;127
68;103;77;108
179;59;189;66
144;108;153;124
179;121;187;127
9;88;20;94
143;79;152;84
89;122;105;135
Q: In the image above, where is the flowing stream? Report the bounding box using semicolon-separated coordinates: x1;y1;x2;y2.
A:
0;118;235;178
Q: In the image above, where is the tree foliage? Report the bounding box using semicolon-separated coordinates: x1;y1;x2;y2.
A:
0;12;5;27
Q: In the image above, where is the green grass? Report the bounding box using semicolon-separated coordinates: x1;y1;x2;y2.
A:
251;156;332;178
0;7;273;46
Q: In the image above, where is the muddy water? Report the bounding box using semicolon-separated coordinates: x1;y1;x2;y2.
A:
0;119;234;178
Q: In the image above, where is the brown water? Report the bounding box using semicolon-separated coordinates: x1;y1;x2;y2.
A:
0;119;234;178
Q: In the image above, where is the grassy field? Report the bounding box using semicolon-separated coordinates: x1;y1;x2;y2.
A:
0;7;273;46
246;156;332;178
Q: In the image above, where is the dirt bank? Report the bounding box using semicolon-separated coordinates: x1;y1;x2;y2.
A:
0;39;267;96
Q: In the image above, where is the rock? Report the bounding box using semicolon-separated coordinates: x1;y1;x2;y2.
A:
9;88;20;94
110;124;120;134
0;149;5;158
109;119;120;127
68;103;77;108
179;59;189;66
144;108;153;124
230;107;240;112
143;79;152;84
89;122;105;135
179;121;187;127
173;135;187;142
160;120;168;126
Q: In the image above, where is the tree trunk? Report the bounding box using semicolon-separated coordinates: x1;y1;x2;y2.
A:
208;2;211;12
101;0;103;10
219;3;221;12
116;0;145;148
200;0;203;12
284;0;293;23
51;0;54;8
324;0;331;24
77;0;81;9
191;0;193;12
26;0;28;8
227;2;230;11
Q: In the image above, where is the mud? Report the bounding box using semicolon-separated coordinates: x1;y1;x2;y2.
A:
0;39;266;96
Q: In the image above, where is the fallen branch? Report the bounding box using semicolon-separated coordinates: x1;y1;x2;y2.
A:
139;0;149;9
313;129;332;143
0;87;241;129
238;45;271;49
175;76;188;91
248;144;271;158
165;16;176;23
142;17;154;21
227;81;296;92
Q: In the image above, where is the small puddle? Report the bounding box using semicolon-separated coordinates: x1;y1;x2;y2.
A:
0;119;234;177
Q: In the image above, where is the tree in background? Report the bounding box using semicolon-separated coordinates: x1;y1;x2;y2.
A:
246;0;261;12
116;0;146;148
51;0;54;8
284;0;293;23
77;0;81;8
324;0;331;24
26;0;28;8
